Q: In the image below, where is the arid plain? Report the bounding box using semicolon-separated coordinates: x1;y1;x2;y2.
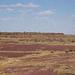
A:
0;32;75;75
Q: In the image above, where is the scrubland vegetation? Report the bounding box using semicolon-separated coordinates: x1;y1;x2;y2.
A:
0;32;75;75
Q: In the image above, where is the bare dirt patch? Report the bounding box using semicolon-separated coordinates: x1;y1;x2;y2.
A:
1;44;75;51
0;43;75;75
0;52;34;58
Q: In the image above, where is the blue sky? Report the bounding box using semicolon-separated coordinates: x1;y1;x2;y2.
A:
0;0;75;34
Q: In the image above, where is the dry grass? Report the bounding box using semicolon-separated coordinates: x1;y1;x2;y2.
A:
0;50;39;53
65;59;75;62
54;65;75;74
0;49;75;75
0;33;75;75
0;50;58;70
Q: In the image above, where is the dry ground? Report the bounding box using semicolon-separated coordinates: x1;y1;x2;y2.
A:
0;33;75;75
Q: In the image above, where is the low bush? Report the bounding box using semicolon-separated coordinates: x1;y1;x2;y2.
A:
66;49;75;53
65;50;69;53
71;40;75;42
34;39;38;42
69;49;73;52
54;66;75;74
51;50;54;53
73;49;75;52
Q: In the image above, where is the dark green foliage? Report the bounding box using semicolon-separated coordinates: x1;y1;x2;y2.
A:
74;49;75;52
69;49;73;52
51;50;54;53
71;40;75;42
66;49;75;53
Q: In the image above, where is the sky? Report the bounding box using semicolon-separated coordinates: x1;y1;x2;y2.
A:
0;0;75;34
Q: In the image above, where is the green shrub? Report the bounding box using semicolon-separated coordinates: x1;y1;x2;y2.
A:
60;38;64;42
74;49;75;52
65;50;69;53
51;50;54;53
71;40;75;42
34;39;38;42
69;49;73;52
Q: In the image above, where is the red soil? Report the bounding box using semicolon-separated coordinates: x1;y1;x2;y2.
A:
0;44;41;51
0;58;4;60
1;67;34;73
0;44;75;75
42;45;75;51
0;52;34;58
1;44;75;51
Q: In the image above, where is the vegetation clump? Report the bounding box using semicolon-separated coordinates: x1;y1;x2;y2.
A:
60;38;64;42
69;49;73;52
66;49;75;53
34;39;38;42
65;50;69;53
54;66;75;74
51;50;54;53
74;49;75;52
71;40;75;42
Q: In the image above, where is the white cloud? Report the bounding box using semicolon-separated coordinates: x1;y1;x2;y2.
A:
34;16;54;22
18;9;33;13
26;9;33;12
27;3;39;7
9;3;23;7
71;15;75;17
0;3;39;7
0;17;17;21
0;5;8;7
18;10;27;13
6;8;14;11
36;10;56;15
